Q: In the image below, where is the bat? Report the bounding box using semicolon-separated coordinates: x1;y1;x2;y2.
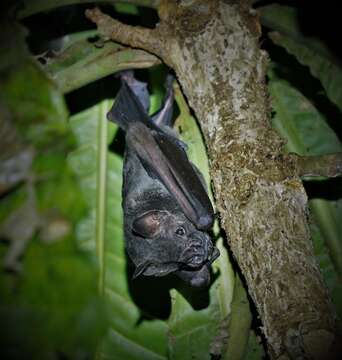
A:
107;71;219;288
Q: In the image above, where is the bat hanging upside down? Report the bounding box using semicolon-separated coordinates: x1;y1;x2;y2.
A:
107;71;219;288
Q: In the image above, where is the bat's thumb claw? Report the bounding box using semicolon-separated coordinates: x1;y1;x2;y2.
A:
197;213;214;230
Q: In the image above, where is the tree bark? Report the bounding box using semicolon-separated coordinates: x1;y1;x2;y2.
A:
86;0;338;358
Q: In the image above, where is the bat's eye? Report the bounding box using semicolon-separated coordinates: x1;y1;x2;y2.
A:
175;227;186;236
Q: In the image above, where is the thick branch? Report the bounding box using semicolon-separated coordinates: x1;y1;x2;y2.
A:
85;7;166;59
85;1;339;358
293;153;342;178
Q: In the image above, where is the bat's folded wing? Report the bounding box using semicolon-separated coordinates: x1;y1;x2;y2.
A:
107;74;214;230
107;82;152;131
126;122;214;230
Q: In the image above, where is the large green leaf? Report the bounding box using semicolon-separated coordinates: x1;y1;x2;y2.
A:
114;3;139;15
260;5;342;112
0;239;107;358
0;21;68;148
0;20;29;71
43;31;160;94
68;100;168;360
268;68;342;317
259;5;339;67
268;68;341;156
0;35;104;358
311;209;342;317
1;60;69;148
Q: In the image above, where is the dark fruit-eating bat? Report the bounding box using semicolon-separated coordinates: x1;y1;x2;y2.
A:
107;71;219;288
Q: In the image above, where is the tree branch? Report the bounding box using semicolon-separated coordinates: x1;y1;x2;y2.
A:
85;1;339;358
293;153;342;178
85;7;166;59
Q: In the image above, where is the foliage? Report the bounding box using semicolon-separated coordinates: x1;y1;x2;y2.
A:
262;4;342;320
0;21;105;360
43;31;159;94
261;4;342;112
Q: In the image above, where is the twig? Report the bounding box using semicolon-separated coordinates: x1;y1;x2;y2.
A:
85;7;166;59
293;153;342;178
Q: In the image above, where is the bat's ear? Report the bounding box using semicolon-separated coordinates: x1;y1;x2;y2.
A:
132;210;168;238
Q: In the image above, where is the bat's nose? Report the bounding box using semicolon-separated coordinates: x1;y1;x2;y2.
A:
180;232;212;267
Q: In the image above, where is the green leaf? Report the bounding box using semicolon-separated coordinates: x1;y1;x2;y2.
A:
260;5;301;36
269;31;342;113
309;198;342;292
0;20;68;147
0;60;69;148
268;68;341;156
244;330;265;360
260;5;338;66
260;5;342;112
223;275;253;360
0;243;107;359
268;69;342;313
0;39;104;358
310;213;342;319
68;100;168;360
0;20;29;71
43;31;160;94
58;30;99;51
114;3;139;15
149;65;169;114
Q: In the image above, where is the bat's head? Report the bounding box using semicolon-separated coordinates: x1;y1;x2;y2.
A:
128;210;219;287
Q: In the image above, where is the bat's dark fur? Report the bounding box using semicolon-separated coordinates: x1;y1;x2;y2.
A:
107;71;219;288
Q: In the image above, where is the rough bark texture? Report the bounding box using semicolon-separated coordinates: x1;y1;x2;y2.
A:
87;0;338;358
157;3;338;357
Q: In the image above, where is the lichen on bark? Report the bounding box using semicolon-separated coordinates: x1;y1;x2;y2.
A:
86;0;339;358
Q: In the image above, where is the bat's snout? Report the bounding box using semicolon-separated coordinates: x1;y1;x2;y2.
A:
180;232;215;268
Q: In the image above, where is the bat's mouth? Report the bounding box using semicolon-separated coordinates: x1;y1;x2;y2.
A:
175;246;220;288
187;247;206;267
180;235;219;269
180;244;206;268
